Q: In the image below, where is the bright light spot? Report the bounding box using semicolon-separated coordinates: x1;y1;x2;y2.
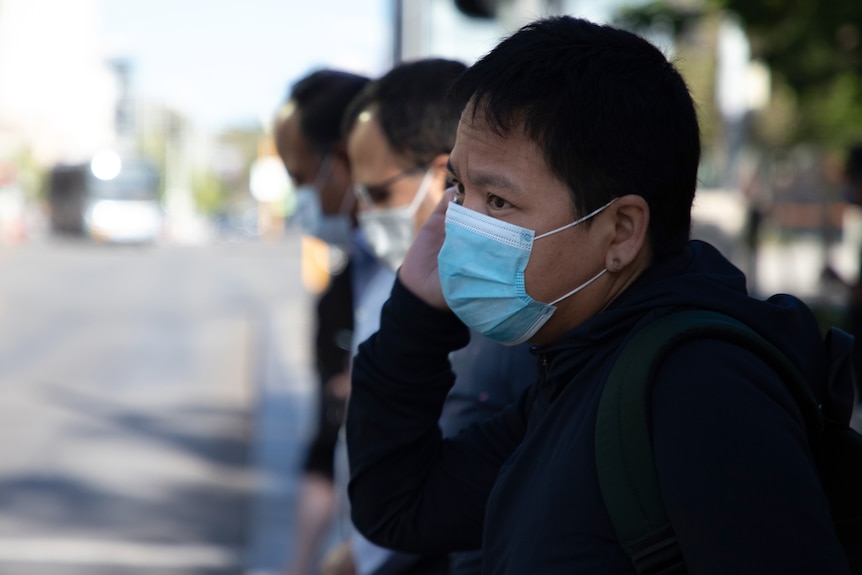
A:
91;151;122;180
276;101;296;122
249;156;291;203
85;199;163;243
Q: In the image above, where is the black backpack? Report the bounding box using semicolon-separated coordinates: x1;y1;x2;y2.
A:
595;310;862;574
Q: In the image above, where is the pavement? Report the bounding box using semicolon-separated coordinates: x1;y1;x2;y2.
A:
0;237;320;575
243;297;317;575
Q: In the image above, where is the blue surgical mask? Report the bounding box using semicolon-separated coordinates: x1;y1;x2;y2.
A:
293;156;354;247
438;199;615;345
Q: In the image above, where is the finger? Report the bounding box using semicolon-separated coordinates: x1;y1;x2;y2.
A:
434;187;456;213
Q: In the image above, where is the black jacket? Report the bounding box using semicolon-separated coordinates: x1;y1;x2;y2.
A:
347;240;850;574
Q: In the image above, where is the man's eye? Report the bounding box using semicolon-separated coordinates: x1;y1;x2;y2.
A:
366;186;390;204
447;178;465;204
488;195;510;209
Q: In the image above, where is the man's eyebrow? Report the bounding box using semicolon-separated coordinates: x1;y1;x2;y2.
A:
447;158;520;192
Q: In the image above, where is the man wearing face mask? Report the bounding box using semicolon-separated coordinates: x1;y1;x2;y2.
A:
346;16;852;575
274;69;370;575
331;58;538;575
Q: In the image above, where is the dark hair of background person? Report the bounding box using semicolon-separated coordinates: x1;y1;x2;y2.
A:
342;58;468;169
288;69;371;155
449;16;701;260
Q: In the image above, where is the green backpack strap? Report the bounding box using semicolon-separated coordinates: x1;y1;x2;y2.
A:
595;310;822;575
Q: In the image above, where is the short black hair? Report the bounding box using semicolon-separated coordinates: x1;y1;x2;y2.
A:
288;69;370;154
450;16;701;259
343;58;467;168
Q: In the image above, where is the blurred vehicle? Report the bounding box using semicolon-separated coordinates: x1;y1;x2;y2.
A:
49;151;163;244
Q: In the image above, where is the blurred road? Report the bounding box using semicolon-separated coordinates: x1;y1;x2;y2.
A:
0;234;316;574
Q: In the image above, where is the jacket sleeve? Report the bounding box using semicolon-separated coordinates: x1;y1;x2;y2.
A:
651;339;851;574
346;277;529;554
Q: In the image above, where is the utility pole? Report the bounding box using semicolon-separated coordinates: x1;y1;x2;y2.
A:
392;0;403;64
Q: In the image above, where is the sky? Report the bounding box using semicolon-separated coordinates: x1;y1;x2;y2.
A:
97;0;620;134
98;0;392;133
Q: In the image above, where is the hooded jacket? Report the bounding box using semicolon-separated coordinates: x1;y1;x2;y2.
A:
346;240;851;574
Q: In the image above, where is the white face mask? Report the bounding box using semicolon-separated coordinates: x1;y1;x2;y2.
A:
357;169;434;271
292;155;354;247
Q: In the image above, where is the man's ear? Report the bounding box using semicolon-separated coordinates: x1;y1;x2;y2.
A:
605;194;651;272
331;142;350;168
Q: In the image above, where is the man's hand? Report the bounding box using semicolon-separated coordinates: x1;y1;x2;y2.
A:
319;540;356;575
398;189;453;310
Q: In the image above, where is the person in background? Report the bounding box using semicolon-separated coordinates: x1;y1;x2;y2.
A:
331;58;537;575
273;69;369;575
822;142;862;414
837;143;862;408
346;16;850;573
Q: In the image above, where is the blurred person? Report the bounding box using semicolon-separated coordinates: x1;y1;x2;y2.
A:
345;16;852;573
273;68;370;575
848;144;862;409
331;58;537;575
825;142;862;409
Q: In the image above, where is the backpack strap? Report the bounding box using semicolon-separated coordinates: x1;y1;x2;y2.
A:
595;310;823;575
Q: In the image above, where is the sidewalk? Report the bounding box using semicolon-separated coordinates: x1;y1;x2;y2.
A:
244;299;317;574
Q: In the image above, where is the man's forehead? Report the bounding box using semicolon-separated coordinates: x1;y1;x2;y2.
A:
347;110;385;160
453;111;534;159
454;113;502;151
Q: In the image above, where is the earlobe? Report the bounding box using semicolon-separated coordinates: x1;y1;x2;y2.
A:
605;195;650;271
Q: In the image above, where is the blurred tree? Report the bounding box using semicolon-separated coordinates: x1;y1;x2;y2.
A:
13;147;47;202
615;0;862;152
613;5;724;178
215;125;263;205
192;170;227;215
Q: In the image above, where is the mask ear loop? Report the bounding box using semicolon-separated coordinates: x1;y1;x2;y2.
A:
538;197;616;306
337;178;356;214
535;198;617;240
314;154;335;189
548;268;607;306
315;153;355;216
406;169;436;215
353;183;374;210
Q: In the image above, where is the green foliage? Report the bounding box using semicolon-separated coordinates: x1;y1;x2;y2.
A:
216;125;264;202
192;171;227;215
615;1;704;36
720;0;862;151
800;72;862;147
615;0;862;152
12;148;47;201
750;79;799;148
613;4;723;157
137;129;169;202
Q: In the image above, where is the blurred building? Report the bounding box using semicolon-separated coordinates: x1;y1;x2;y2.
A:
395;0;612;66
